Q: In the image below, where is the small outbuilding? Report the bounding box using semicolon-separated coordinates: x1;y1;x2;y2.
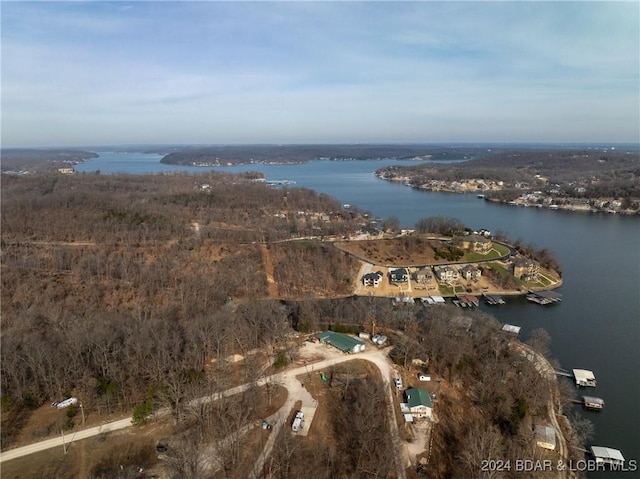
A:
314;331;365;354
535;425;557;450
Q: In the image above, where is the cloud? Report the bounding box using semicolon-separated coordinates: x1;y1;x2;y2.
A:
1;1;638;146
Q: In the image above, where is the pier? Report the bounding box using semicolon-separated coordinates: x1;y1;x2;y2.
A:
526;290;562;305
483;294;505;305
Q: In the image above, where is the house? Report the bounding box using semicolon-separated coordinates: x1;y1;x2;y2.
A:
412;267;433;284
433;265;459;282
459;264;481;281
457;234;493;254
362;271;384;287
314;331;365;354
405;388;433;419
389;268;409;284
513;259;540;281
535;425;556;450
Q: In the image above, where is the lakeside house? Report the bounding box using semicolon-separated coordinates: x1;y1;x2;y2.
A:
389;268;409;284
513;258;540;281
459;264;481;282
456;234;493;254
362;271;384;287
412;267;433;284
433;265;459;282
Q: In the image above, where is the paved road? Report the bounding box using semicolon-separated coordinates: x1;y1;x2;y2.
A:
1;345;407;479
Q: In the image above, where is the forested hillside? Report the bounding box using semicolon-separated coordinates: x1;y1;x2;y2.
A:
0;172;363;447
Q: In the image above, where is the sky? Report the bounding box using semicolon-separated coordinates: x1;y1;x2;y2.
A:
2;1;639;147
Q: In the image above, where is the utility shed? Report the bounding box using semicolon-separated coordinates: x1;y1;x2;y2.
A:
315;331;365;354
535;425;557;450
591;446;625;466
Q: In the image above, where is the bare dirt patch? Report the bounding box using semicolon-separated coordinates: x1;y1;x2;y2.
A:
335;238;441;266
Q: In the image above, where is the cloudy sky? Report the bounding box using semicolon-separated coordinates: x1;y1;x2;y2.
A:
2;1;639;147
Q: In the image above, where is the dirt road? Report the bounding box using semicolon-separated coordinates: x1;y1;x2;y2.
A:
2;344;407;479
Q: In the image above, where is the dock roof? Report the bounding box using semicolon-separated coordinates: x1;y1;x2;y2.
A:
573;369;595;381
591;446;625;463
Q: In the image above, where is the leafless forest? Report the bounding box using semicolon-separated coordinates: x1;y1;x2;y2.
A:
1;171;586;478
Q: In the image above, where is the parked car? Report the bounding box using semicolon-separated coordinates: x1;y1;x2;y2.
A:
417;373;431;381
292;411;305;432
393;377;403;389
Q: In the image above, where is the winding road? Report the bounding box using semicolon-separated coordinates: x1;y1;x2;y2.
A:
1;344;408;479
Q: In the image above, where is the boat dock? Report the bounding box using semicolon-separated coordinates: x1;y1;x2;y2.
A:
556;368;598;387
582;396;605;410
483;294;505;305
526;290;562;305
573;369;597;387
453;295;479;308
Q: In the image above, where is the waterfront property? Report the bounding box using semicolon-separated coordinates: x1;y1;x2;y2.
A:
582;396;605;410
526;290;562;305
590;446;625;466
389;268;409;284
573;369;597;387
362;271;384;287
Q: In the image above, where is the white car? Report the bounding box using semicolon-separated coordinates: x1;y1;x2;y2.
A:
418;373;431;381
393;377;403;389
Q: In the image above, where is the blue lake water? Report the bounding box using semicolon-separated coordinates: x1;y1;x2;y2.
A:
76;153;640;476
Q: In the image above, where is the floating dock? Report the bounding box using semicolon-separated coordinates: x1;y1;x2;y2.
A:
582;396;605;410
483;294;505;305
526;290;562;305
590;446;625;467
573;369;597;387
454;295;479;308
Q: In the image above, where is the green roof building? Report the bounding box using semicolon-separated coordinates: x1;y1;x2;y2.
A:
405;388;433;419
315;331;365;354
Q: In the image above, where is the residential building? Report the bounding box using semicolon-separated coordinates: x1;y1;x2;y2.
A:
362;271;384;287
433;265;459;282
513;259;540;281
389;268;409;283
405;388;433;419
459;264;481;281
412;267;433;284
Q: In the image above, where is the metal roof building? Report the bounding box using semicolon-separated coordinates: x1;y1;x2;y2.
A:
315;331;365;354
591;446;625;466
535;425;557;450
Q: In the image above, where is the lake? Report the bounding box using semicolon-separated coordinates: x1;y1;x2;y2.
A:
76;153;639;477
